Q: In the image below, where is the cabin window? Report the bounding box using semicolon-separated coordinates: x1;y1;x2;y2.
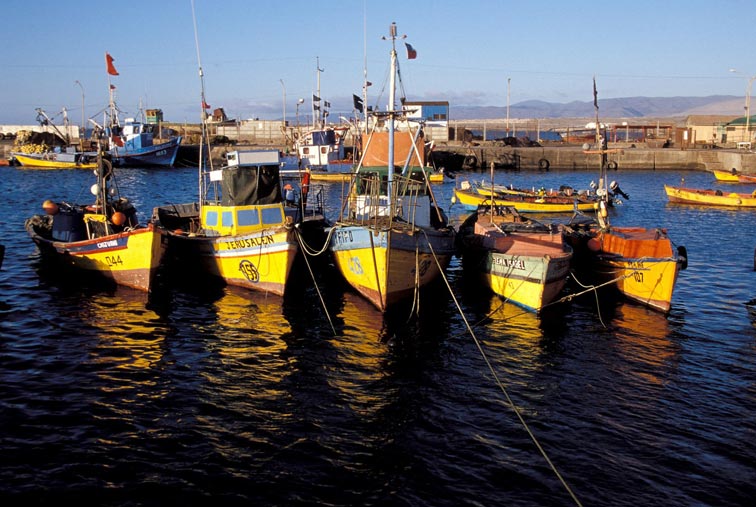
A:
302;147;310;154
237;208;260;226
321;147;327;154
205;211;218;226
261;207;283;226
222;211;234;227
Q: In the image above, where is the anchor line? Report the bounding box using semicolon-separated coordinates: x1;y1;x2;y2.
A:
421;230;584;507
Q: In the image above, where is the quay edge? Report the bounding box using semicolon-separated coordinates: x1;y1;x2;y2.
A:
435;143;756;174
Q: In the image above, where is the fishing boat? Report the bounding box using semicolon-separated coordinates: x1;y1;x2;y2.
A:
13;150;97;169
328;23;457;312
712;168;756;183
456;203;572;312
11;109;98;169
150;24;297;296
152;150;299;296
563;79;686;314
292;59;355;181
295;125;354;177
107;117;182;168
453;179;600;213
97;54;181;167
24;148;167;291
664;184;756;207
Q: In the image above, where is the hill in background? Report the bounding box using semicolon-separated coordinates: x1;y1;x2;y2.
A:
450;95;747;120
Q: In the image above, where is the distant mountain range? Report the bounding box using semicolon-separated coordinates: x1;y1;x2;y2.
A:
450;95;747;120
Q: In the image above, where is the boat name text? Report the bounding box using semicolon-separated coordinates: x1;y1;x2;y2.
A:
225;235;275;250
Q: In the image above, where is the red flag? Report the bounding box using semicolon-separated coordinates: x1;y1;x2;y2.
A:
405;43;417;60
202;101;211;109
110;84;116;90
105;52;119;76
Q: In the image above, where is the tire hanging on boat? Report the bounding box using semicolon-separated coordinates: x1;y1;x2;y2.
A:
608;160;618;170
538;158;550;170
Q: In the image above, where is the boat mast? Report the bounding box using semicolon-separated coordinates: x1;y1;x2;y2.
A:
385;22;401;207
314;57;324;128
191;0;213;206
593;76;609;229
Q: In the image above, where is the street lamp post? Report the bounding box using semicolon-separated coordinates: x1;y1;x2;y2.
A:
74;80;85;133
730;69;756;143
296;98;304;127
279;79;286;130
506;77;511;137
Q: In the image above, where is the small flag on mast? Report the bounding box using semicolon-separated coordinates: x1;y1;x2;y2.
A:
202;100;211;109
353;94;364;113
105;53;119;76
405;43;417;60
593;77;598;109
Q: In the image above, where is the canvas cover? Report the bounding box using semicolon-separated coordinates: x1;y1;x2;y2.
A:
221;164;282;206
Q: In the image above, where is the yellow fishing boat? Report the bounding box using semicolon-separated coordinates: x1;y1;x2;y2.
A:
711;169;756;183
453;181;599;213
328;23;457;312
13;151;98;169
457;205;572;313
564;78;686;314
664;185;756;207
153;150;298;296
25;151;167;291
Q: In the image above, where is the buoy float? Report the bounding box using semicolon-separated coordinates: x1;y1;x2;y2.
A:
42;200;59;215
111;211;126;226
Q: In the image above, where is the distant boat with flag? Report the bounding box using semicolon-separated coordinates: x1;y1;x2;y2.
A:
96;52;181;167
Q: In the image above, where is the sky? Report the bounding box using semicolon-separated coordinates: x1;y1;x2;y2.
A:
1;0;755;125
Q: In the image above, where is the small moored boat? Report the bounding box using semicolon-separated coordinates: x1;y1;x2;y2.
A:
712;169;756;183
456;204;572;313
664;184;756;208
24;150;167;291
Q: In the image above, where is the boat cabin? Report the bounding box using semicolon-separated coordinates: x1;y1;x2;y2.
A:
201;150;289;236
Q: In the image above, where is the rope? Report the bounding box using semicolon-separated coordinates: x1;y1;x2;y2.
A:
421;230;584;507
294;227;336;336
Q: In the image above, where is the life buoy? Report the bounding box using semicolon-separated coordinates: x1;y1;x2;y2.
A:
464;155;477;167
608;160;618;170
538;158;550;170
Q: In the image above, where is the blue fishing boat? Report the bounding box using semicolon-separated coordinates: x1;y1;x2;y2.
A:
108;117;181;168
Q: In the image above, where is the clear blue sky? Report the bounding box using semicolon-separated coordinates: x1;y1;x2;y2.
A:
1;0;754;125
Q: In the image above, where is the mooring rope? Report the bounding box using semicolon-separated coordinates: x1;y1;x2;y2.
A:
294;227;336;336
421;230;584;507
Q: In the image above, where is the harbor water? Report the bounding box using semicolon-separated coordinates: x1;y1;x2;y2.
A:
1;163;755;506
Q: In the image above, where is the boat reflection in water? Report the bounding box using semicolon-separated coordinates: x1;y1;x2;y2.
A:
75;290;169;373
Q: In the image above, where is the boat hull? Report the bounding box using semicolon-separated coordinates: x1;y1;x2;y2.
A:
329;224;456;311
26;221;167;292
161;224;297;296
110;136;182;167
13;152;97;169
664;185;756;207
712;169;756;183
457;211;572;312
566;225;684;313
453;187;597;213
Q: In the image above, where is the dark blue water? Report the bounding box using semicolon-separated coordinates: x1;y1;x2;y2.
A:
2;163;756;506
